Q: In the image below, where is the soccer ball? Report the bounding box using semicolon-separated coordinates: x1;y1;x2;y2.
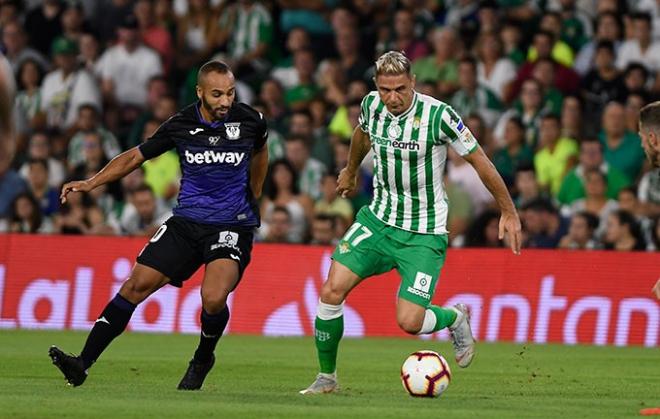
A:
400;350;451;397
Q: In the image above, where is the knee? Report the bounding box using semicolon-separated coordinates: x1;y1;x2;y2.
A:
201;289;230;314
119;276;154;304
397;312;424;335
320;280;348;305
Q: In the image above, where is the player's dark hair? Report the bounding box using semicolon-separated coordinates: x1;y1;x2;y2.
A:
265;159;301;200
197;60;232;81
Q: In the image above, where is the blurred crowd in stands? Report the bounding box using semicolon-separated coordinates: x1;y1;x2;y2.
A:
0;0;658;251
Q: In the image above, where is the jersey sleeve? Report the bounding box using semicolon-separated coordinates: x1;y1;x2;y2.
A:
138;118;176;160
254;111;268;151
357;93;374;133
436;105;479;156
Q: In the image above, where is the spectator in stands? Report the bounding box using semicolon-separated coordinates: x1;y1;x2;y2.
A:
637;167;660;217
622;63;650;98
447;147;495;216
599;101;646;181
534;113;578;196
514;165;543;208
558;138;630;205
529;12;575;67
71;131;110;179
111;183;171;236
580;40;626;133
284;135;326;201
262;205;293;244
6;192;53;233
77;31;100;74
60;1;89;43
1;20;49;74
217;0;273;81
464;209;503;248
530;58;564;115
18;131;66;188
24;0;63;56
25;158;59;216
134;0;174;75
284;48;320;111
260;159;313;243
84;205;116;236
411;27;459;99
334;25;370;83
38;37;101;131
492;117;534;186
309;213;337;246
475;31;516;101
574;12;622;76
451;57;502;128
616;13;660;74
68;104;121;168
96;14;163;110
0;151;27;218
379;9;428;61
314;173;354;226
140;119;180;202
603;209;647;250
13;58;45;142
258;78;288;135
500;20;525;66
271;27;311;89
648;216;660;250
558;211;600;249
617;186;648;222
288;109;332;171
560;95;584;140
566;169;619;238
126;79;174;148
495;78;545;148
624;93;646;133
521;198;569;248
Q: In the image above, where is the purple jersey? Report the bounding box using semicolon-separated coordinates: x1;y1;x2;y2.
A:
138;102;267;227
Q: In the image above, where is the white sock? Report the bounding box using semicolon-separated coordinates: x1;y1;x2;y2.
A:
416;309;437;335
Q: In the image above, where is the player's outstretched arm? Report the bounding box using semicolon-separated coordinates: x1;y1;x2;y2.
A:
60;147;146;203
250;146;268;198
337;126;371;198
463;147;522;254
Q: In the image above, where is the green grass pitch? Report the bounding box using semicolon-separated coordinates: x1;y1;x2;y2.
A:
0;330;658;418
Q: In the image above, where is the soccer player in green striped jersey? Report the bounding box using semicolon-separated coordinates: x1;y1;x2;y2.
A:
300;51;522;395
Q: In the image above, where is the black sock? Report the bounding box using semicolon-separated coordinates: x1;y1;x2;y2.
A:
80;294;136;369
193;307;230;363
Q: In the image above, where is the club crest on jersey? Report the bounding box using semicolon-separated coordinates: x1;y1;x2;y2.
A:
225;122;241;140
387;124;402;139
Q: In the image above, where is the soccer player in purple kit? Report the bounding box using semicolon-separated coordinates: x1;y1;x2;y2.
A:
49;61;269;390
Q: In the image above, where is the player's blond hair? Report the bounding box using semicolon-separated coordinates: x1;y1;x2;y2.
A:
374;51;412;77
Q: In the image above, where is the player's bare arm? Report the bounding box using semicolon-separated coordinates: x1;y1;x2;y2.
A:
463;147;522;254
250;146;269;198
60;147;146;203
337;126;371;198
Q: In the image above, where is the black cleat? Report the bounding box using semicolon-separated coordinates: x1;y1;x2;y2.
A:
177;355;215;390
48;346;87;387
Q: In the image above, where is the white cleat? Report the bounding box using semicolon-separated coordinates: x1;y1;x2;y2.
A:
449;304;476;368
299;373;338;395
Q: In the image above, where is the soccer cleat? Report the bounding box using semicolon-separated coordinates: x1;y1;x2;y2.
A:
177;355;215;390
448;304;476;368
48;346;87;386
299;373;338;395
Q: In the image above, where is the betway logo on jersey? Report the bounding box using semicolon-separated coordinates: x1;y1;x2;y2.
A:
372;136;420;151
184;150;245;166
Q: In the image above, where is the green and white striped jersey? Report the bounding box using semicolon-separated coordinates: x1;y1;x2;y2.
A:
221;4;273;59
358;91;479;235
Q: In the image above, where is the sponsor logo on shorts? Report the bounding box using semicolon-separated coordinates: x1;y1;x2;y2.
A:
406;272;432;300
211;231;242;253
338;242;350;254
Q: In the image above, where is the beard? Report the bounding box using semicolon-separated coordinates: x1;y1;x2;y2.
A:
201;96;231;121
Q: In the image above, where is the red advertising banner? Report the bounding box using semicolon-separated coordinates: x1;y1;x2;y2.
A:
0;234;657;347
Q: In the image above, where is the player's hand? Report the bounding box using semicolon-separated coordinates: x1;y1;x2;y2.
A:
499;211;522;255
60;180;93;203
336;168;357;198
653;279;660;299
